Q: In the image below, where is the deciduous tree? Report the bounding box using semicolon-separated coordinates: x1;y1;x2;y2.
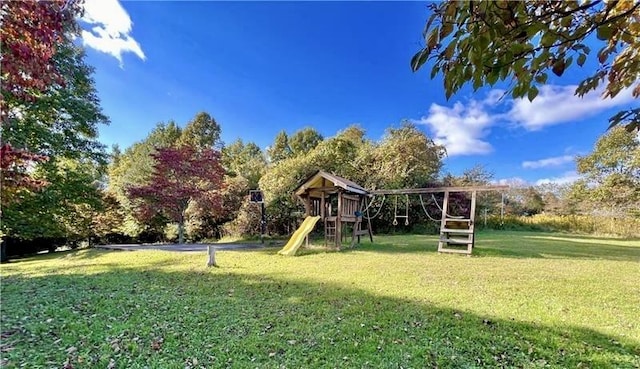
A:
221;139;267;189
289;127;324;156
0;0;80;113
177;112;222;149
127;147;225;244
571;127;640;215
412;0;640;131
267;131;292;163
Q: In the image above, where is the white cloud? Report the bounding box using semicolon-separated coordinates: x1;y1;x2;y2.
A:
522;155;574;169
507;85;635;131
415;99;494;156
80;0;145;65
535;171;582;186
415;85;636;156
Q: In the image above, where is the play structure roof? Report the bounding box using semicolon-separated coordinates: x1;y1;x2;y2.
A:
294;170;369;197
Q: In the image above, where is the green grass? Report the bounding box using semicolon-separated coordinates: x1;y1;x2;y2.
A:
1;231;639;368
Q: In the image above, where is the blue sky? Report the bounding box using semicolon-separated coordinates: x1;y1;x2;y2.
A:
79;1;637;186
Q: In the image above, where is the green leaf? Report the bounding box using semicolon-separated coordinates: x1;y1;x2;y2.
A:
430;65;439;79
596;25;613;41
535;73;548;84
577;54;587;67
565;56;573;69
540;32;557;47
512;85;522;99
472;75;482;91
444;42;456;59
427;28;439;51
410;49;429;72
444;2;457;18
487;69;499;85
527;86;539;102
478;34;490;51
440;22;453;39
552;60;566;76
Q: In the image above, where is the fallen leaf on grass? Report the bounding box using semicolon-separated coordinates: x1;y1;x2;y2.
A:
151;338;163;351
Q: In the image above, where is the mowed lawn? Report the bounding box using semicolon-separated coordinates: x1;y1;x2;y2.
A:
1;231;639;368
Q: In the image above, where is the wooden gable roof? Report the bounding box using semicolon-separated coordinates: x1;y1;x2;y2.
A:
294;170;368;197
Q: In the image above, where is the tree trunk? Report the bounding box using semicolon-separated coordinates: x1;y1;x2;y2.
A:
178;217;185;245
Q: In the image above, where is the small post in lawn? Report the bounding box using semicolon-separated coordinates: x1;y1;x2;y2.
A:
207;245;217;267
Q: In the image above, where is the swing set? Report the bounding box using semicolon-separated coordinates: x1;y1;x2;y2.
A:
362;186;508;255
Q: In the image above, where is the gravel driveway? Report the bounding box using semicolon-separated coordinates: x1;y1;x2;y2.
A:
95;242;277;252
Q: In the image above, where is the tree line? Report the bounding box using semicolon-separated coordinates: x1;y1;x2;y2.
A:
2;1;638;260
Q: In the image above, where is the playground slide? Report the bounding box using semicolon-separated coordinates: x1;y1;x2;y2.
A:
277;216;321;256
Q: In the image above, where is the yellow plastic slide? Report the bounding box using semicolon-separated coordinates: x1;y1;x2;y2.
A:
277;216;321;256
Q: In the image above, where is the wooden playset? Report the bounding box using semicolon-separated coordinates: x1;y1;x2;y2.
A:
290;170;508;255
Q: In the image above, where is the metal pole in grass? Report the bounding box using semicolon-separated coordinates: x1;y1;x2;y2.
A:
207;245;217;267
500;192;505;228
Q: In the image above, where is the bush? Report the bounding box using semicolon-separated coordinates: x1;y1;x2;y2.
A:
478;214;640;237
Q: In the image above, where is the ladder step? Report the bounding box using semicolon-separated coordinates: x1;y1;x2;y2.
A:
438;247;472;255
441;228;473;234
440;237;472;244
444;218;471;223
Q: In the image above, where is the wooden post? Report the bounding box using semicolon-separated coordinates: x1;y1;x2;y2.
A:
438;191;449;253
336;192;342;248
470;191;477;249
304;195;311;217
320;191;325;219
365;197;374;243
441;191;449;223
207;245;217;267
470;191;477;222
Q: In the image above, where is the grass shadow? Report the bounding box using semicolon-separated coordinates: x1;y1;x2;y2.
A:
2;261;638;368
335;231;640;262
476;232;640;261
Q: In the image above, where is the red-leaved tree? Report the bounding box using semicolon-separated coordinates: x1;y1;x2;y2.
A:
1;0;82;207
127;147;225;244
1;0;77;109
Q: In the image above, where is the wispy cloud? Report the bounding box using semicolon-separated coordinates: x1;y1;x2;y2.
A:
535;171;582;186
507;85;635;131
522;155;574;169
415;85;635;156
80;0;145;65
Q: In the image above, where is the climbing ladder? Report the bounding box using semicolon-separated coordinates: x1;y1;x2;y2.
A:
324;216;337;247
439;218;474;254
438;190;477;255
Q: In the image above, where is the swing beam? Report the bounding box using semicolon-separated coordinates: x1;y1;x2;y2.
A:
371;185;508;195
372;185;508;256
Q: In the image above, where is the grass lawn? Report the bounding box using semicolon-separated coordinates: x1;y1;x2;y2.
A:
1;231;639;368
